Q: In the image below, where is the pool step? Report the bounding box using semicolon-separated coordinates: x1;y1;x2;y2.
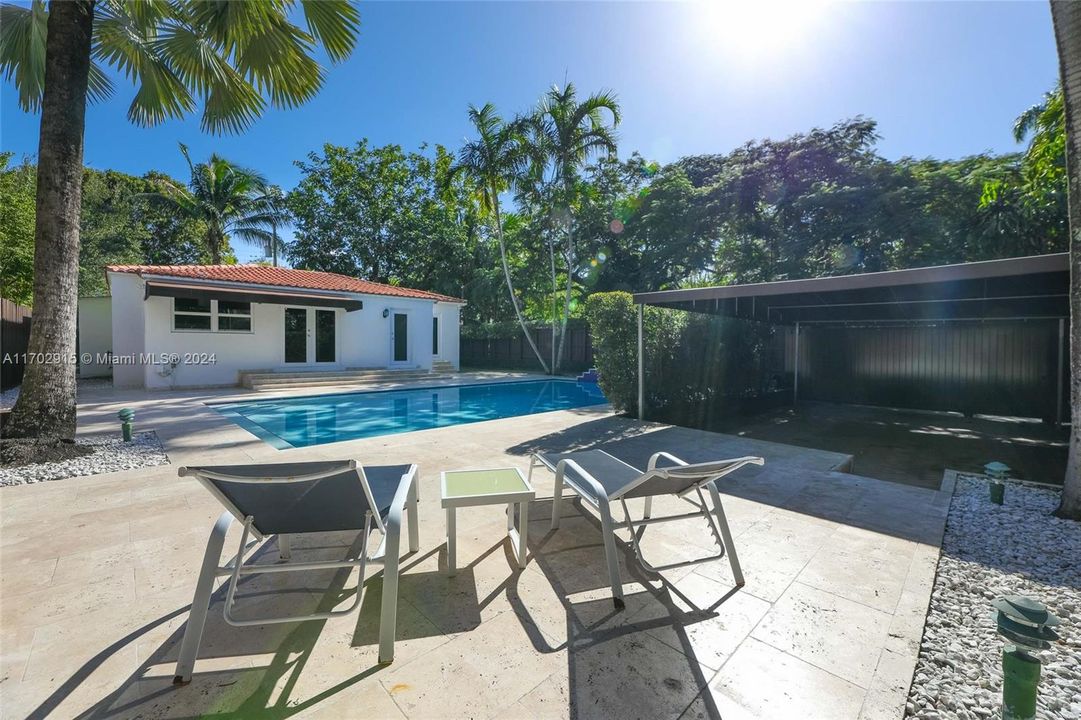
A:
432;360;457;374
240;368;435;391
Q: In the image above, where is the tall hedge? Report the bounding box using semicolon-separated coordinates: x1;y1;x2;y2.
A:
584;292;683;414
585;291;778;422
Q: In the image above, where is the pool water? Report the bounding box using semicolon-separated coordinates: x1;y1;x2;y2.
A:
212;379;607;449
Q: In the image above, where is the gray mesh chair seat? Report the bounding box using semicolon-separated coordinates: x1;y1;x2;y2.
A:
530;449;764;606
172;459;420;684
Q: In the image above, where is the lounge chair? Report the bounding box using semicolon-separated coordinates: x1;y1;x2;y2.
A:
172;460;419;684
529;449;763;606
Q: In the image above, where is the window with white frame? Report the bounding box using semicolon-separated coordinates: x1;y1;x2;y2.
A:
173;297;212;330
217;300;252;332
172;298;252;332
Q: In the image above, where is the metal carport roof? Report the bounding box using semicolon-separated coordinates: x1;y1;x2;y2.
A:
632;253;1070;324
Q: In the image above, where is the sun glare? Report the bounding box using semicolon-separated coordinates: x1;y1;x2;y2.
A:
695;0;832;63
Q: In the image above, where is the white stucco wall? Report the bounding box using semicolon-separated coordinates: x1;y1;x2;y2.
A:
77;296;112;378
107;271;465;389
433;302;462;369
339;297;436;371
141;295;297;389
109;274;145;388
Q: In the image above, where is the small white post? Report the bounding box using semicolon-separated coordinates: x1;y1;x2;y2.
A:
793;321;800;406
637;303;645;420
1056;318;1065;425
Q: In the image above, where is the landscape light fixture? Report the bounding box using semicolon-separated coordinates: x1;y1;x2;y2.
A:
118;408;135;442
992;595;1061;720
984;461;1010;504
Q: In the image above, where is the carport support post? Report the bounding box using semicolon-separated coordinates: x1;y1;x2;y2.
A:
637;303;645;421
793;321;800;406
1057;318;1065;425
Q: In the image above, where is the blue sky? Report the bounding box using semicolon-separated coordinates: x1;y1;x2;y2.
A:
0;1;1060;262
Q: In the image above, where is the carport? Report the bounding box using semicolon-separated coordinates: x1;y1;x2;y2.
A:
632;253;1071;424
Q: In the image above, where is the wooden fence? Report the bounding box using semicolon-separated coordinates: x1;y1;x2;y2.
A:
1;298;32;390
461;327;594;372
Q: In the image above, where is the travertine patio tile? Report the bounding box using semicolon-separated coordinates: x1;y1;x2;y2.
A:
0;557;56;598
508;670;572;719
751;581;893;688
798;534;913;613
0;395;946;719
0;625;35;686
694;509;837;602
0;567;135;628
380;609;564;719
643;574;771;672
859;648;916;720
688;637;866;720
561;628;710;720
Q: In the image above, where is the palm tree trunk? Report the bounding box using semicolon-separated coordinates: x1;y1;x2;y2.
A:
1051;0;1081;518
546;225;558;373
208;227;223;264
555;224;575;372
4;0;95;441
492;199;550;374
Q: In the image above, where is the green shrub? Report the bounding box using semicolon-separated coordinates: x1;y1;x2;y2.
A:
585;291;778;421
584;292;683;414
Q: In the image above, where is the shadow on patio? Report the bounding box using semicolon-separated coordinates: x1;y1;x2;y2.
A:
506;417;950;547
39;532;437;720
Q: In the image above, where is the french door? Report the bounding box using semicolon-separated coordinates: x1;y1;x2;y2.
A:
391;311;410;365
284;308;337;365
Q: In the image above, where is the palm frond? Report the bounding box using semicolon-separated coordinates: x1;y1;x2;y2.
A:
300;0;359;63
0;0;48;112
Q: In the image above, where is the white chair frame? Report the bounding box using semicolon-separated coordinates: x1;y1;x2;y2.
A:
531;451;762;606
172;461;419;684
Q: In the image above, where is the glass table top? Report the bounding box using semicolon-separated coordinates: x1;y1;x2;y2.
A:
442;468;532;500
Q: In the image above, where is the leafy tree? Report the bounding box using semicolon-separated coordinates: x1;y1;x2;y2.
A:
528;84;620;369
149;144;284;265
288;140;475;294
0;0;360;440
0;153;36;306
135;171;212;266
78;168;147;296
1049;0;1080;518
0;158;209;303
454;104;550;372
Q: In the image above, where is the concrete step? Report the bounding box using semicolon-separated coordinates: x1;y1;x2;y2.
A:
432;360;457;374
241;368;433;390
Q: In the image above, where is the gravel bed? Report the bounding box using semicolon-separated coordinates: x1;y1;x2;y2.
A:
0;431;168;486
905;474;1081;720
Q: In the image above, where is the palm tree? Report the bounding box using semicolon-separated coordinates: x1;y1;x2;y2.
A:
529;84;620;371
1049;0;1081;518
150;145;286;265
455;103;550;374
0;0;359;440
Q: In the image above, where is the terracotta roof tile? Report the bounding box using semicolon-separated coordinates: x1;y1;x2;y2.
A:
105;265;464;303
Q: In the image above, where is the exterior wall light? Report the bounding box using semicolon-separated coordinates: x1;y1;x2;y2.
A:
118;408;135;442
984;461;1011;504
992;595;1061;720
382;308;390;318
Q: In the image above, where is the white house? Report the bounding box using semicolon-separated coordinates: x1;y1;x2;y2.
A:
93;265;464;389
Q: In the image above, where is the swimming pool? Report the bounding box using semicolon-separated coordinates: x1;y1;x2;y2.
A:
212;379;607;449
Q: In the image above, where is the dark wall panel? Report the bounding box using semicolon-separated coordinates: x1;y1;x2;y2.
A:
797;320;1063;421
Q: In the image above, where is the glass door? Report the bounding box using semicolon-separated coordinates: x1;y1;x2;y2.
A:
315;309;336;363
284;308;307;363
392;312;409;364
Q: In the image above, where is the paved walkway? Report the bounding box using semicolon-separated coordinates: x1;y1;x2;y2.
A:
0;383;951;719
